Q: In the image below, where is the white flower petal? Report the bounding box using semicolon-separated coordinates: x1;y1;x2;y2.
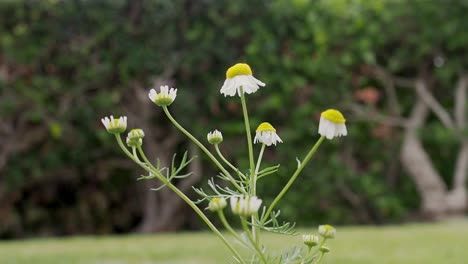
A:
160;85;168;95
220;75;265;97
220;79;236;97
101;117;110;129
101;115;127;133
254;131;282;146
149;89;157;102
252;76;266;87
149;85;178;105
318;117;347;140
230;196;262;216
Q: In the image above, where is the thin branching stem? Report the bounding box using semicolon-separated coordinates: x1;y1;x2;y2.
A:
115;134;144;165
252;144;266;195
240;88;259;241
251;143;265;242
215;144;246;179
310;238;327;259
313;252;325;264
162;106;246;194
114;135;245;263
241;217;268;264
131;147;143;163
136;146;160;173
163;182;246;264
240;89;255;183
217;210;251;248
262;136;325;223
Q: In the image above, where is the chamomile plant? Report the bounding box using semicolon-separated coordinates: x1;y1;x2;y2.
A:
101;63;347;264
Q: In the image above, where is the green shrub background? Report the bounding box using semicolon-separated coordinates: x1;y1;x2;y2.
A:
0;0;465;238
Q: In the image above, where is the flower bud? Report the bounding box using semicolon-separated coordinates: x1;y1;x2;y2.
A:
318;224;336;239
126;128;145;148
207;130;223;144
302;234;319;248
208;197;227;212
319;244;330;253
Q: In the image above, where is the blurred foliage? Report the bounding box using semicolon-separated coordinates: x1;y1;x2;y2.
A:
0;0;466;238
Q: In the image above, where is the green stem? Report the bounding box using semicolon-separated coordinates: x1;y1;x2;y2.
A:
131;147;143;163
262;136;325;222
217;210;250;248
241;217;268;264
252;144;266;195
125;143;246;264
137;146;161;174
165;183;245;264
215;144;245;179
310;238;327;258
162;106;245;194
240;89;255;183
165;183;245;263
251;143;265;242
240;89;259;242
314;253;325;264
115;135;143;164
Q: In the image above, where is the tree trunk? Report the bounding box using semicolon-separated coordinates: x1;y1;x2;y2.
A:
446;141;468;214
401;132;448;218
400;89;449;219
366;69;468;219
400;80;468;218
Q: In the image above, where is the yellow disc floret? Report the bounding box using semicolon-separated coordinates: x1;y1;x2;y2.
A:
256;122;276;132
321;109;346;124
226;63;253;79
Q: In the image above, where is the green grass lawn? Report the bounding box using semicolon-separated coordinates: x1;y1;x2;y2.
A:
0;220;467;264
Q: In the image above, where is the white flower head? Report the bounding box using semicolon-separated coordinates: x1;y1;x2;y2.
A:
126;128;145;147
318;224;336;239
149;85;177;106
101;115;127;134
208;197;227;212
207;130;223;144
318;109;347;140
302;234;320;248
230;196;262;216
254;122;283;146
220;63;265;97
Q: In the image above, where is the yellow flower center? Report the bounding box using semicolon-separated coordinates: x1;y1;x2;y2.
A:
226;63;253;79
321;109;346;124
256;122;276;132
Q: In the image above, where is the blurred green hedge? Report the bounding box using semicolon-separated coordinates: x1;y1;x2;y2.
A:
0;0;465;238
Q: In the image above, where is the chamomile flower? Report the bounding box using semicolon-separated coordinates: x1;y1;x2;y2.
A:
318;109;347;140
230;196;262;216
148;85;177;106
254;122;283;146
101;115;127;134
302;234;320;248
126;128;145;148
318;224;336;239
207;130;223;144
220;63;265;97
208;197;227;212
